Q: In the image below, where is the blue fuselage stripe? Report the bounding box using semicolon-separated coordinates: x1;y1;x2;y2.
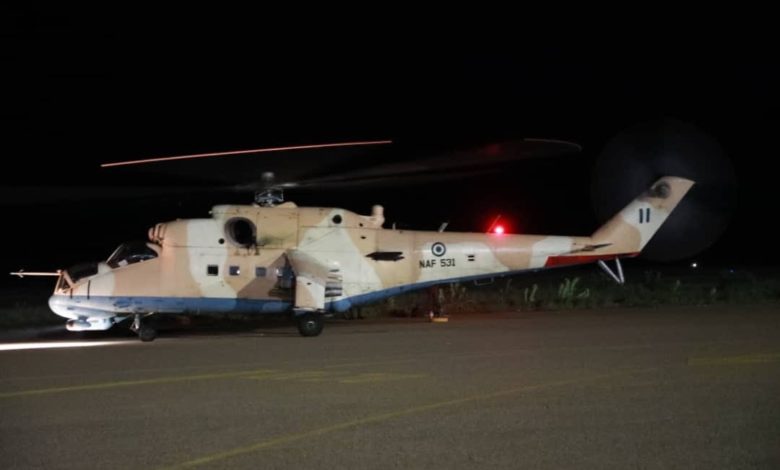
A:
53;270;532;317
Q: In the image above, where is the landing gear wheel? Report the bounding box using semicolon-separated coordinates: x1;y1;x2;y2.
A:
131;313;158;342
138;325;158;342
296;313;324;337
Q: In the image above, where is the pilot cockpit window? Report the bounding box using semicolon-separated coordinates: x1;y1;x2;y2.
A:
106;241;159;269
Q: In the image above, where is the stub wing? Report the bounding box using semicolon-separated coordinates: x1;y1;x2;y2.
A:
286;250;342;312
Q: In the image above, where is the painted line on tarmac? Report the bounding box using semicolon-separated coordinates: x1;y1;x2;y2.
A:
0;368;428;398
0;369;276;399
688;352;780;366
338;372;427;384
160;368;653;469
243;370;428;384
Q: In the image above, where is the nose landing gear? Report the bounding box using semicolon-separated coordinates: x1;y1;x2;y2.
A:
130;313;158;342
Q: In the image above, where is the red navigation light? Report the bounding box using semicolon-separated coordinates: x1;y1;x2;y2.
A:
493;225;505;235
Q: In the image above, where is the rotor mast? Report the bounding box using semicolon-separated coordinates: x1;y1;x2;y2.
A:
254;171;285;206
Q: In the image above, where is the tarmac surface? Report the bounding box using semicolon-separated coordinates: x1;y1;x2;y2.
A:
1;305;779;469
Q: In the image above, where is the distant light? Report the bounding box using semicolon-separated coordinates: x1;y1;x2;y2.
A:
494;225;505;235
691;262;698;269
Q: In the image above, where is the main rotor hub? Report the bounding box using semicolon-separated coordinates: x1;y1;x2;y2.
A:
254;187;284;207
253;171;284;206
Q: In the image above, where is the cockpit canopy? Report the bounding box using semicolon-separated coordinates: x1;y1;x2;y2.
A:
106;241;159;269
65;262;99;284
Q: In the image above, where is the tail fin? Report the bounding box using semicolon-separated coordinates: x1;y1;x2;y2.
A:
591;176;695;256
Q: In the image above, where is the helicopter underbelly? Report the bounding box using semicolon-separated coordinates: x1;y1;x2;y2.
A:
49;293;294;317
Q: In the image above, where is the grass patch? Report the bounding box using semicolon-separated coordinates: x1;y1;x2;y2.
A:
343;267;780;318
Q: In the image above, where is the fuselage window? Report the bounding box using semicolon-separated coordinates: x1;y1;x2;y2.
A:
207;265;219;276
229;265;241;276
255;267;267;277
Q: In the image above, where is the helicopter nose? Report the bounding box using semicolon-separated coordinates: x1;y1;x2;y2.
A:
48;294;77;320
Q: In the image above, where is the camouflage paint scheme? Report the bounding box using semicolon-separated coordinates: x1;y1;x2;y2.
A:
48;177;694;332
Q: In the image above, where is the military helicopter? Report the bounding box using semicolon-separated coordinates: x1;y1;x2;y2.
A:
11;139;694;341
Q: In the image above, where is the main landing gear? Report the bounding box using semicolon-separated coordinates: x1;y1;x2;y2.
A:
296;312;324;337
130;313;158;342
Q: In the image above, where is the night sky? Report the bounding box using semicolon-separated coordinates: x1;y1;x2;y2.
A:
3;10;779;288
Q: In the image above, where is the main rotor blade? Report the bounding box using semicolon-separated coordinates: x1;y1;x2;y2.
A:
85;137;580;201
273;138;582;190
0;185;236;206
100;140;393;168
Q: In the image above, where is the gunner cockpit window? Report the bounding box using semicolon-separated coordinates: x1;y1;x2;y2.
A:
107;241;159;269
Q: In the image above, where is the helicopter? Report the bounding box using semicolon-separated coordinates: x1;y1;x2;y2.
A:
11;140;694;341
